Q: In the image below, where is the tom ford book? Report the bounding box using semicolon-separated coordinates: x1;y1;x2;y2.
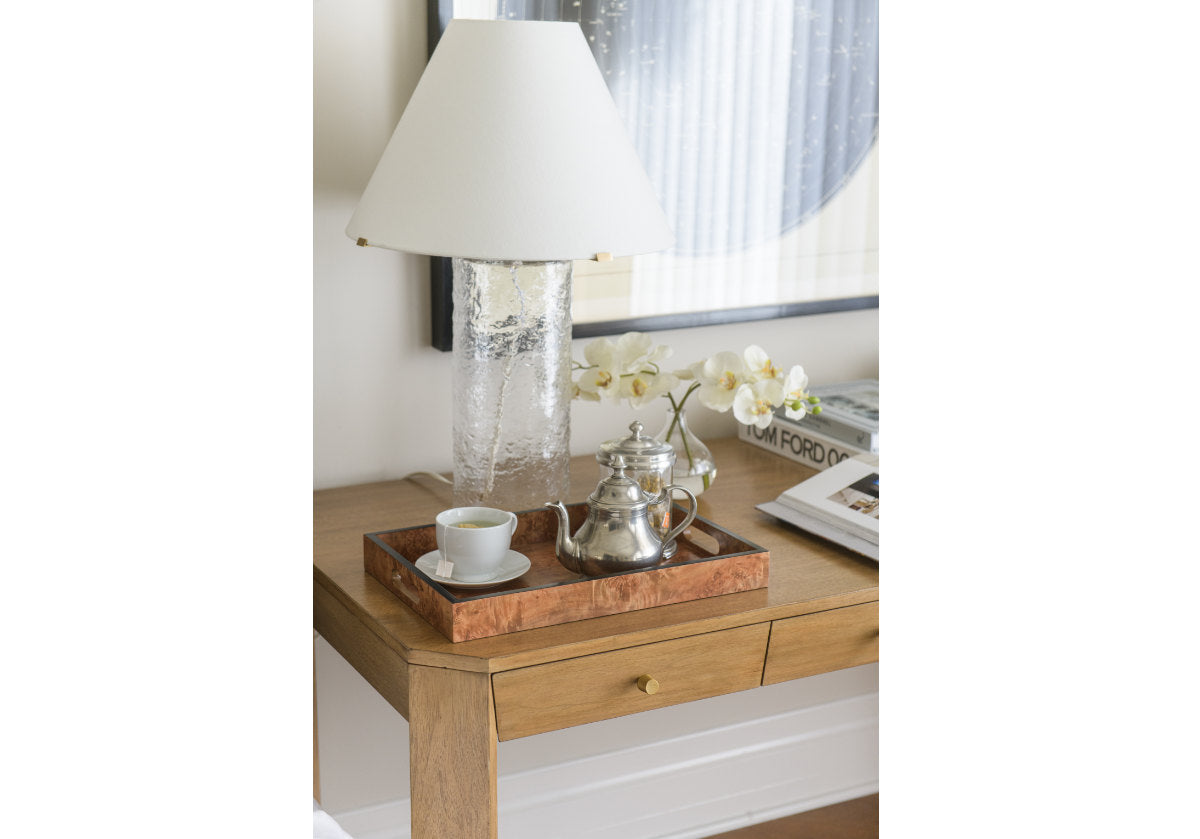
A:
738;412;869;471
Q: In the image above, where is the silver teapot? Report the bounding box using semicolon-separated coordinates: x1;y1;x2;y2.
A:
545;454;698;577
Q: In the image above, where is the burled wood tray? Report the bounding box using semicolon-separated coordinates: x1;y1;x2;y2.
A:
363;503;769;642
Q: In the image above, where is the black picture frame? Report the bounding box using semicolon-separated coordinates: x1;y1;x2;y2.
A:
426;0;879;352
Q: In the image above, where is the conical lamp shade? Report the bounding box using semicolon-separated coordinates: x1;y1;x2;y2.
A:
346;18;673;261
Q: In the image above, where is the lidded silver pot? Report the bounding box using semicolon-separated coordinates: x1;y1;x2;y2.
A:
544;453;698;577
597;420;678;556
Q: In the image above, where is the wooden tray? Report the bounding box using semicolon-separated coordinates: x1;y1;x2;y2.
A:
363;504;769;642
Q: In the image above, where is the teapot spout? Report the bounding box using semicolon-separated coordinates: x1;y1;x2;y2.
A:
544;501;583;574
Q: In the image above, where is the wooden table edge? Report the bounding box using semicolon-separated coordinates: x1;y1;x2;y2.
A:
316;564;877;674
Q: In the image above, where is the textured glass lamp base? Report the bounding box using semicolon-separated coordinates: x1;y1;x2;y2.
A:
451;258;572;509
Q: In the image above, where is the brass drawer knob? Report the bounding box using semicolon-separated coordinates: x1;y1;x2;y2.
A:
636;674;660;695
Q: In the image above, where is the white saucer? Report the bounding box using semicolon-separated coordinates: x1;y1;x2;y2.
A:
415;549;531;589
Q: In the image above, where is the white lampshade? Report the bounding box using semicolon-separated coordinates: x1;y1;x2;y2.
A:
345;18;673;261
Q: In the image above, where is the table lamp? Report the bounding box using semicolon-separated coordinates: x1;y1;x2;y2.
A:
346;18;673;508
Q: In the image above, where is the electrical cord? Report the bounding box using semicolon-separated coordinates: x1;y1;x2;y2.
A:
401;470;452;485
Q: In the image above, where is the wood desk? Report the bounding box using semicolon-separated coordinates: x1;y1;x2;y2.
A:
314;436;879;838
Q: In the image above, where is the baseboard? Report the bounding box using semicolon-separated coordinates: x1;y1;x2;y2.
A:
332;688;878;839
651;782;881;839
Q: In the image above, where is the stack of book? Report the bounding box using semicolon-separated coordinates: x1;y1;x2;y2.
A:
756;453;879;561
739;378;878;471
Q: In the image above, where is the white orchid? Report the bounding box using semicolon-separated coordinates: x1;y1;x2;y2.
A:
575;334;660;400
571;331;819;437
574;338;617;399
620;369;680;407
570;380;601;402
743;345;782;382
733;379;785;428
781;365;820;420
572;332;676;406
613;331;672;373
690;351;750;412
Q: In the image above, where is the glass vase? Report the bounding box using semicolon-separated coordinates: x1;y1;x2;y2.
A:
655;407;717;495
451;258;572;509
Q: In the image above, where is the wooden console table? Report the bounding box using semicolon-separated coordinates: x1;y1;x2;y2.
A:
314;436;879;838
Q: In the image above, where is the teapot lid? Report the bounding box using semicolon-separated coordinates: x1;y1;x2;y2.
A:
597;420;675;469
589;454;653;509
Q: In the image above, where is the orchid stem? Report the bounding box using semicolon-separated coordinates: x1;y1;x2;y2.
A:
664;383;701;471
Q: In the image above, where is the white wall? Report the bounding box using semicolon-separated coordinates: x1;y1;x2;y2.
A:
314;1;879;835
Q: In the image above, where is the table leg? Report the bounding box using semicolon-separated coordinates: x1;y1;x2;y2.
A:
408;665;498;839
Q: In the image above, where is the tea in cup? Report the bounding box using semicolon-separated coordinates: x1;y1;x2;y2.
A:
434;506;518;582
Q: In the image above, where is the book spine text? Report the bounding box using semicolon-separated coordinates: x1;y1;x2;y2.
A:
738;420;866;470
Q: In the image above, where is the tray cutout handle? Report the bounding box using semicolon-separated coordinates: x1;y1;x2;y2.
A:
390;571;422;607
680;527;720;556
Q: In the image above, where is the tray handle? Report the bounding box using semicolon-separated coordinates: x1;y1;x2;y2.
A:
390;571;422;607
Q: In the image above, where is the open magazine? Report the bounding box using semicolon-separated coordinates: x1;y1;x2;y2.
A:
756;453;879;561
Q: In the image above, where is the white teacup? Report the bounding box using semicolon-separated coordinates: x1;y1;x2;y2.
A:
434;506;518;582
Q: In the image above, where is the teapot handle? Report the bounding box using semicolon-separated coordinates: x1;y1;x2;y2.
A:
660;484;698;546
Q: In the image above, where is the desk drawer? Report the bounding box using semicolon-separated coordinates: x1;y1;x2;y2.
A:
763;601;878;685
492;623;770;741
